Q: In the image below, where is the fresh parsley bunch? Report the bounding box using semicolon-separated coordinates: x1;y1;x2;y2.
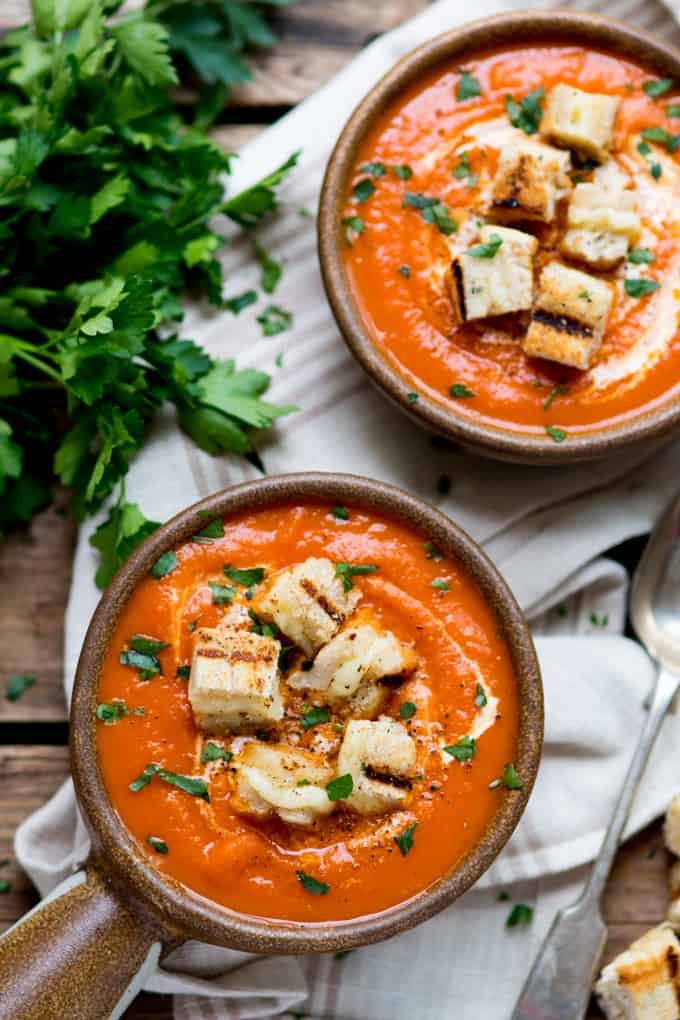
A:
0;0;298;584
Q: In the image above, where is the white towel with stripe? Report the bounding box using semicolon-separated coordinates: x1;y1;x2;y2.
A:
14;0;680;1017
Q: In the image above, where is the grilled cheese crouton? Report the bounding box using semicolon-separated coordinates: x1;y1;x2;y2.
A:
664;793;680;857
338;717;416;815
232;742;335;826
542;84;620;163
449;225;538;322
595;924;680;1020
561;182;641;269
250;557;361;657
189;628;283;733
522;262;613;370
491;139;571;223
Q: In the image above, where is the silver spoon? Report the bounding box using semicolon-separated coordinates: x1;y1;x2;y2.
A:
511;488;680;1020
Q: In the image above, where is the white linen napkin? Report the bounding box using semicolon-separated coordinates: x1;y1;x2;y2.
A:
13;0;680;1016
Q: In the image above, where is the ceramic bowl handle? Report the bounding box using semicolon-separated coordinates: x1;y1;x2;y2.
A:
0;861;163;1019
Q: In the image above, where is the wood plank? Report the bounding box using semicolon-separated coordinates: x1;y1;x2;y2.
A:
0;497;75;723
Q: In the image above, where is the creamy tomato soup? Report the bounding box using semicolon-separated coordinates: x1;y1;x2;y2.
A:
342;44;680;440
96;502;519;923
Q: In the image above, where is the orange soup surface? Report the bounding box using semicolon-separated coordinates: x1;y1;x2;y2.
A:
343;44;680;437
97;503;519;922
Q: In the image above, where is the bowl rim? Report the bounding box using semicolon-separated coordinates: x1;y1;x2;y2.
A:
71;471;543;953
318;9;680;465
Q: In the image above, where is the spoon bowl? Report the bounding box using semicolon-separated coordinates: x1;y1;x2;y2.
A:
631;491;680;672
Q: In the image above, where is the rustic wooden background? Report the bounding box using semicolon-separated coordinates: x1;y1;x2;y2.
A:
1;1;678;1017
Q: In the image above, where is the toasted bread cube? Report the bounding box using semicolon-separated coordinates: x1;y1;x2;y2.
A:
189;628;283;733
250;557;361;657
449;225;538;322
595;924;680;1020
491;139;571;223
665;793;680;857
232;742;335;826
522;262;613;369
561;182;640;269
337;717;416;815
542;84;620;162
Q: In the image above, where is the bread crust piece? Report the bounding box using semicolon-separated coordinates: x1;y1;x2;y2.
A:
449;224;538;322
232;741;335;826
250;557;361;657
522;261;613;370
595;924;680;1020
561;181;641;270
338;717;416;815
542;84;620;163
189;627;283;733
491;139;572;223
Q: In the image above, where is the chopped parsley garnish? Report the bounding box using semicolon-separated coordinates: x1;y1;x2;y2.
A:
643;78;674;98
176;665;190;680
296;870;329;895
637;140;652;156
625;278;660;298
353;178;376;202
392;164;413;180
407;391;419;403
254;243;282;295
187;620;198;633
628;248;656;264
444;736;476;761
326;773;354;801
297;779;311;787
449;383;475;398
334;561;379;591
257;305;293;337
501;763;523;789
0;879;11;894
275;352;284;368
400;701;417;720
640;125;680;151
579;290;591;302
590;612;609;628
467;234;503;259
119;648;162;681
543;385;568;411
545;426;567;443
208;582;236;604
651;162;662;180
394;823;417;857
331;505;349;520
130;635;169;656
424;541;443;561
457;69;482;101
431;578;450;591
399;265;411;278
278;645;296;671
224;290;257;315
301;705;330;730
192;518;224;543
452;152;478;187
402;193;457;235
224;566;265;588
668;104;680;117
506;903;533;928
151;550;178;580
249;610;278;638
505;88;544;135
474;683;488;709
5;673;36;702
96;701;144;724
146;836;169;855
201;741;232;764
498;890;510;902
360;162;386;178
130;764;211;800
342;215;365;244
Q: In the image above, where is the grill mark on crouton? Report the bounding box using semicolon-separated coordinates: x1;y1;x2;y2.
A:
668;944;679;981
300;578;344;623
377;674;406;688
229;649;276;665
364;765;413;790
197;647;225;659
451;259;466;320
531;308;593;338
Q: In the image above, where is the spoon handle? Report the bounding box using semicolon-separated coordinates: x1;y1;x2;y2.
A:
511;664;680;1020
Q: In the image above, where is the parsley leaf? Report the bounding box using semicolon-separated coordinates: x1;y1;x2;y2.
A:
402;193;457;235
5;673;36;702
331;505;349;520
506;903;533;928
256;305;293;337
342;215;365;244
505;88;544;135
501;763;523;789
444;736;476;761
208;582;236;604
457;69;482;101
394;823;417;856
254;243;282;295
400;701;417;720
353;178;375;202
467;234;503;258
151;550;178;580
326;774;354;801
628;248;656;264
360;162;386;178
296;870;329;895
643;79;674;98
392;164;413;180
625;278;660;298
449;383;475;398
301;705;330;730
146;836;168;855
224;566;265;587
334;561;379;591
546;426;567;443
201;741;232;764
474;683;488;709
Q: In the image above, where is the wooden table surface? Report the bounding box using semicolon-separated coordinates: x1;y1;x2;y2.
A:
1;2;678;1017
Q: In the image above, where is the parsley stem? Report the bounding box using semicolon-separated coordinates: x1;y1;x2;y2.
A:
11;348;62;382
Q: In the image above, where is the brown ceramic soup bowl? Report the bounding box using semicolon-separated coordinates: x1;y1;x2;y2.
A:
0;473;542;1019
318;12;680;464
